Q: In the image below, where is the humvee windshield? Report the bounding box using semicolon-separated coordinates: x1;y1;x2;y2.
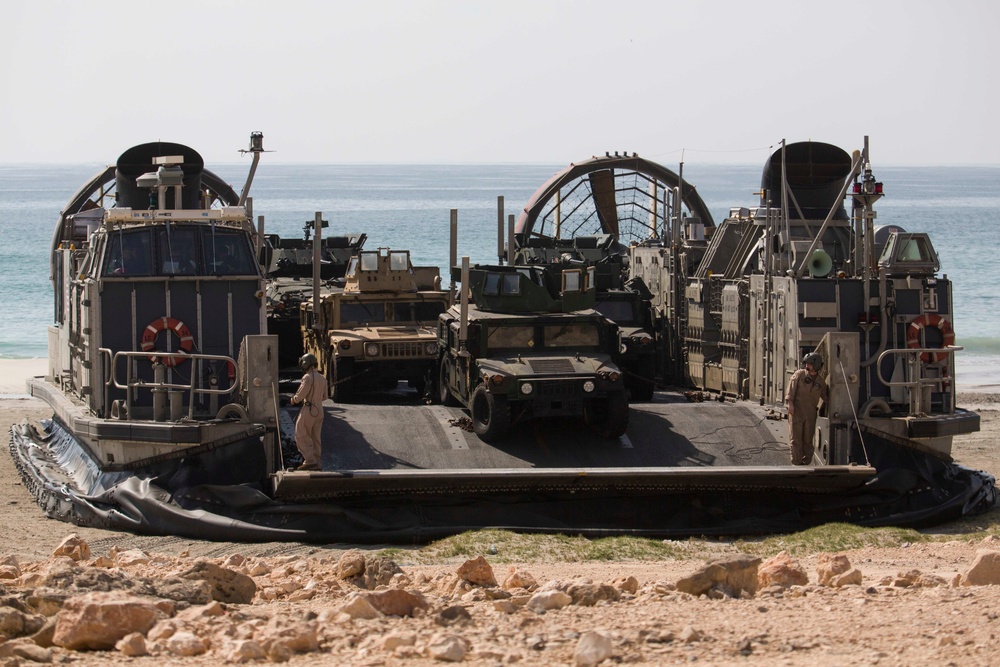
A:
341;302;386;324
543;323;599;348
486;323;601;352
393;301;447;322
488;326;535;350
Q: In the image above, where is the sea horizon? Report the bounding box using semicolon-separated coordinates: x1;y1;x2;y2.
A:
2;161;997;388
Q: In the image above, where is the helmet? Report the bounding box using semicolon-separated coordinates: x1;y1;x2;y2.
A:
803;352;823;371
299;353;319;371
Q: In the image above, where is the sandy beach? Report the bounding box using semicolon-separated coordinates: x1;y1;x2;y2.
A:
0;358;47;395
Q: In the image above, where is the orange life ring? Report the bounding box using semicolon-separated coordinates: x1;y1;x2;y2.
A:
906;314;955;363
140;317;194;366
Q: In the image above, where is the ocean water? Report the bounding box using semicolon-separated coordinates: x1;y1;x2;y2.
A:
1;161;997;387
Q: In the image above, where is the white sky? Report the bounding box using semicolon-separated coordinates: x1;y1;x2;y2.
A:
1;0;997;165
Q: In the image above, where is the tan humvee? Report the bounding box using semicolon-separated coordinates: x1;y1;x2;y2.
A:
301;248;449;401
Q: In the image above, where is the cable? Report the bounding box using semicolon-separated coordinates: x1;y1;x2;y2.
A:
839;359;871;466
689;415;788;460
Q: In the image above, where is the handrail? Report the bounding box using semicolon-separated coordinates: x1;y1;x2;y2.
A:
876;346;963;415
106;350;238;420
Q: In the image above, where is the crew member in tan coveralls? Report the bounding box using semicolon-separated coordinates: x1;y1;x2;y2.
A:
785;352;828;466
290;353;327;471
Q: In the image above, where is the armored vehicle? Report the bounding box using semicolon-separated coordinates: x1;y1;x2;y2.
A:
301;248;448;401
261;226;366;367
437;263;629;442
593;286;656;401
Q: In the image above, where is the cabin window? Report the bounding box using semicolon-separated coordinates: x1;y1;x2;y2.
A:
389;251;409;271
203;231;256;275
103;230;152;276
895;237;932;262
543;324;600;348
501;273;521;295
158;228;199;275
345;257;359;278
360;253;379;272
483;273;501;295
562;270;582;293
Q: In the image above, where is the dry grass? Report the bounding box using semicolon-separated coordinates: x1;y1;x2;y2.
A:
376;506;1000;565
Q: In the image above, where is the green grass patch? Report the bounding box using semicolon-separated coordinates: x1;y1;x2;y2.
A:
377;529;713;564
371;507;1000;566
734;523;930;557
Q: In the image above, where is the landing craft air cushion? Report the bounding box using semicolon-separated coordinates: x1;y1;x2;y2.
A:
8;136;996;542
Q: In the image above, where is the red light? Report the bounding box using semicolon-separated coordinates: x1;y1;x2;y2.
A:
852;183;862;194
874;182;883;194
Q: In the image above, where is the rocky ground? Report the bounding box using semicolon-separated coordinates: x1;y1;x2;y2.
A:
2;397;999;666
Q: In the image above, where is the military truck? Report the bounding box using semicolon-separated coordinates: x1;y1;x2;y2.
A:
437;263;629;442
593;286;656;401
301;248;448;401
262;227;366;367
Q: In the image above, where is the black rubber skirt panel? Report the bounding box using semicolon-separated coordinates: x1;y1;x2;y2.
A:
9;419;996;543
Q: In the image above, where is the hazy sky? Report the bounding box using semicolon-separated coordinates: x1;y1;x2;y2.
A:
2;0;997;166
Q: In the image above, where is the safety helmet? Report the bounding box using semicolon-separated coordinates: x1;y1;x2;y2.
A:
802;352;823;371
299;353;319;371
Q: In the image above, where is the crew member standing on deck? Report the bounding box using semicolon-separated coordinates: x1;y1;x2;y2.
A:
290;353;327;471
785;352;828;466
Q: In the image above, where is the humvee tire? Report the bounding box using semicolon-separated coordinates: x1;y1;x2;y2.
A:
332;358;355;403
470;384;510;442
586;391;629;438
438;356;459;407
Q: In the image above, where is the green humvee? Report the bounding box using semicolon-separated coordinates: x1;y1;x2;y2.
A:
594;288;656;401
437;264;629;442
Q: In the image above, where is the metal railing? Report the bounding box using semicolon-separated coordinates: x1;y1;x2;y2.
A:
875;346;962;416
99;348;239;421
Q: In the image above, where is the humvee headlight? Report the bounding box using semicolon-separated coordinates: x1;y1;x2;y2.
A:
609;371;620;382
364;343;380;357
424;341;438;355
338;339;352;350
620;342;628;354
582;380;595;393
520;381;534;395
490;374;505;386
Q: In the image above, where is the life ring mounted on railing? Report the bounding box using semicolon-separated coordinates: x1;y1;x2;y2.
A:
906;314;955;363
140;316;194;366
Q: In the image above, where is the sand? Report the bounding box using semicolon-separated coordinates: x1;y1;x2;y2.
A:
0;357;47;394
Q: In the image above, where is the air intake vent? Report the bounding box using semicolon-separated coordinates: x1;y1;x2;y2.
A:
380;342;425;358
528;358;575;374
